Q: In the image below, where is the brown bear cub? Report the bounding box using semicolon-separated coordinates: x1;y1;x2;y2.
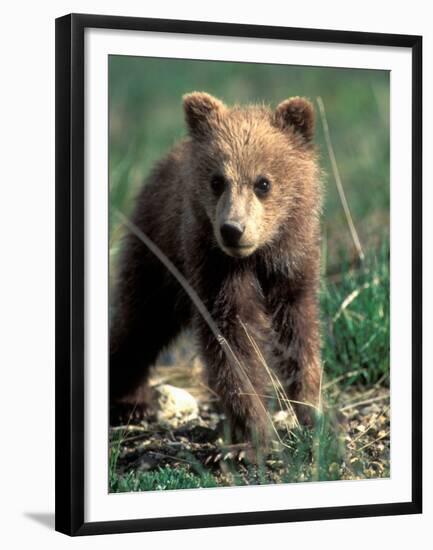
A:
110;92;322;445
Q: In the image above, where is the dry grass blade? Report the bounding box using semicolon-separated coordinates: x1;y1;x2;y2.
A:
323;369;364;389
221;334;295;448
243;322;323;416
357;430;390;453
316;96;365;263
340;393;390;412
114;209;224;347
238;318;301;432
333;277;380;323
237;318;326;451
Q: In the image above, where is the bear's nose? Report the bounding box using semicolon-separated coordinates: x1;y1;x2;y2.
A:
220;221;245;247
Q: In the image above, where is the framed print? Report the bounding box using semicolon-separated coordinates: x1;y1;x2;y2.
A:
55;13;422;536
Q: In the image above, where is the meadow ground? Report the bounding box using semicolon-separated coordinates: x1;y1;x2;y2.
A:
108;57;390;491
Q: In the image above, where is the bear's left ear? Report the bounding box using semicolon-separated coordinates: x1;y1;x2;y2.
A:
274;97;315;143
183;92;226;138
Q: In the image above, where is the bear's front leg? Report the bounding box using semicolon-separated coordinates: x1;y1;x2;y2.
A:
271;285;322;427
194;268;273;445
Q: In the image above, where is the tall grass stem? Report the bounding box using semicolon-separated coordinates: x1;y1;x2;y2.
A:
316;96;365;263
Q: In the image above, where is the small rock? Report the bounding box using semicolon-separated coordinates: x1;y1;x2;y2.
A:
272;410;296;432
153;384;199;428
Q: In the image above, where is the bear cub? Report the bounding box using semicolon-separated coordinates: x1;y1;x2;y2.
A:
110;92;322;445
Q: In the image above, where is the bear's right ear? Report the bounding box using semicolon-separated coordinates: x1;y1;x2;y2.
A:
183;92;226;138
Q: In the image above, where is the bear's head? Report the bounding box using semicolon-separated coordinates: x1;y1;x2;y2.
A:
183;92;320;259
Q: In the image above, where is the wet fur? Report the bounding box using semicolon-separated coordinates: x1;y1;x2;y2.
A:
110;93;322;443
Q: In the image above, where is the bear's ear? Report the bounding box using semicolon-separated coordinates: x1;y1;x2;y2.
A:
183;92;226;138
274;97;315;143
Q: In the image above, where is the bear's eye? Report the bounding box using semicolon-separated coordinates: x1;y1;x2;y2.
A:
210;174;227;196
254;176;271;198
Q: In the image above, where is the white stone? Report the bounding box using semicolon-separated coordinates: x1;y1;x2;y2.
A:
153;384;199;428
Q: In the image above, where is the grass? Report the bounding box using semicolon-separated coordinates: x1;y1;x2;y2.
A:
108;56;390;491
110;466;218;492
321;242;390;387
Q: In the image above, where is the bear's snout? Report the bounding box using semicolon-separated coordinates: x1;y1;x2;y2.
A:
220;220;245;248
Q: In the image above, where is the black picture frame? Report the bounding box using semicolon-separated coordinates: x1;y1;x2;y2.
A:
55;13;423;536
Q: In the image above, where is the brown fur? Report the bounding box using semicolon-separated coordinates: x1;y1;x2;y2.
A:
110;92;322;444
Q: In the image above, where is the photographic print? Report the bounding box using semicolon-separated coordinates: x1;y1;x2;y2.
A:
108;56;390;492
55;14;421;535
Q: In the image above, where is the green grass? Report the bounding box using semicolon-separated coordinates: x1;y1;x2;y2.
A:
321;242;390;387
110;466;218;492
